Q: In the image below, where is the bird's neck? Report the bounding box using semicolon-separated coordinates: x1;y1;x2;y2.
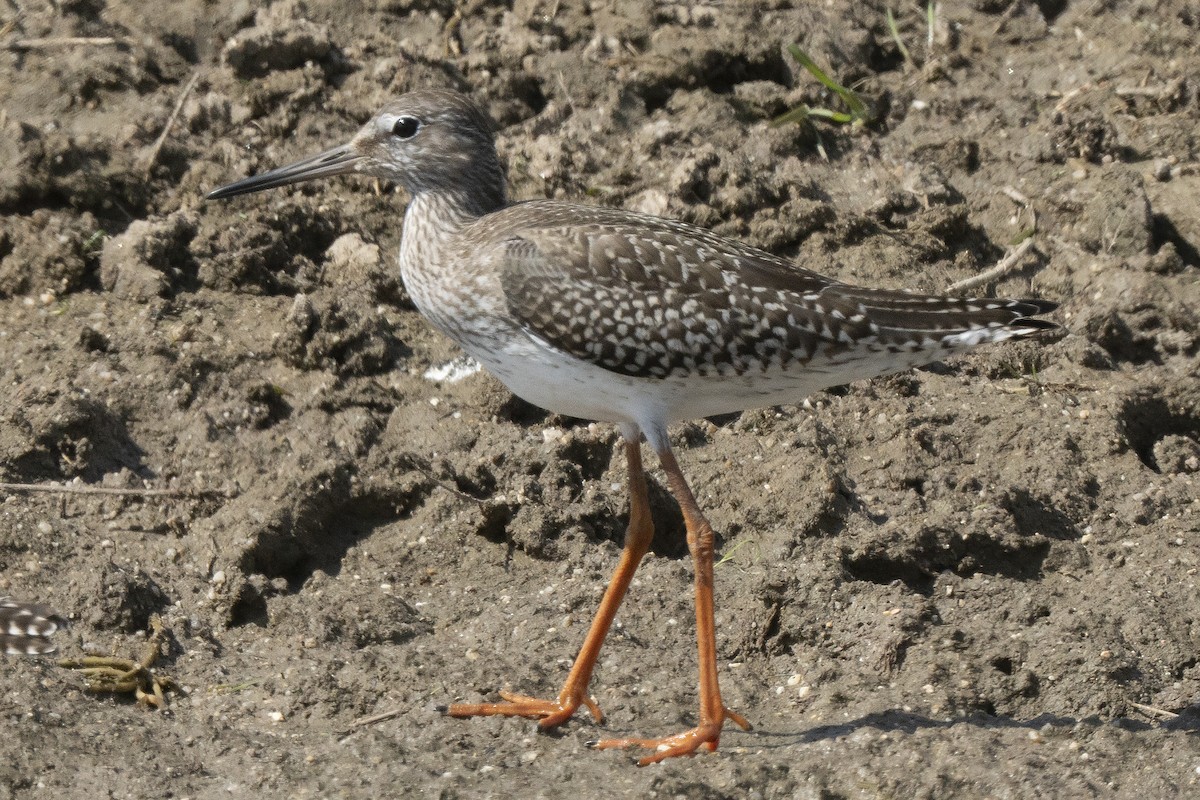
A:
398;149;509;299
396;183;513;348
398;185;501;305
418;185;505;225
401;155;509;242
406;151;509;224
401;188;497;260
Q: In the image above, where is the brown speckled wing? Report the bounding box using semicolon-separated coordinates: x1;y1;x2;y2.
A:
494;204;1058;381
496;215;869;380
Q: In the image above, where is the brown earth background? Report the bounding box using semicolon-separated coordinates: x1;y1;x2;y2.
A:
1;0;1199;797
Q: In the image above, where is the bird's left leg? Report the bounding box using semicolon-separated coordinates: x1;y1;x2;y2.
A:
592;444;750;764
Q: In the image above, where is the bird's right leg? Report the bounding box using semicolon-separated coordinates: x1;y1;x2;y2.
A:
446;438;654;729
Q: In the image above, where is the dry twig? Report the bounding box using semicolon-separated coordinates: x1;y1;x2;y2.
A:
947;237;1036;294
5;36;119;49
339;707;405;736
991;0;1025;36
1130;701;1179;720
142;71;200;174
1115;80;1183;99
0;481;233;500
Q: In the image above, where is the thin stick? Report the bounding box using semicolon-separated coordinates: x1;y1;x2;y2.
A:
142;71;200;174
990;0;1023;36
0;481;232;500
554;70;577;117
1129;701;1179;719
5;36;119;49
1053;84;1090;113
946;237;1036;295
443;9;463;56
339;707;405;735
999;184;1038;240
1115;81;1182;98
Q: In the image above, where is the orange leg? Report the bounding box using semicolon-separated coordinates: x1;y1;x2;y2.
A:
592;445;751;765
446;439;654;729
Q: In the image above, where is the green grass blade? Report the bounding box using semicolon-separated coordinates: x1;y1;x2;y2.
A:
886;8;913;67
785;43;873;125
770;104;812;127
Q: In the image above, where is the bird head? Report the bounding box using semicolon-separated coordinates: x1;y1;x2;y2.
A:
207;89;503;205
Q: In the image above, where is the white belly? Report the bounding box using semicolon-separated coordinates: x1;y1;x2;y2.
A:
465;334;653;424
462;324;961;435
463;331;855;428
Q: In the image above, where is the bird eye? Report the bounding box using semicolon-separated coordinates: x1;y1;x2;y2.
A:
391;116;420;139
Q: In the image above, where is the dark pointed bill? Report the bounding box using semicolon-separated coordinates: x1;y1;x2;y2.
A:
206;144;365;200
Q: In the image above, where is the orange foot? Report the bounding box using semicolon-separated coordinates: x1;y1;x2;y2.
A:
444;688;605;729
591;708;752;766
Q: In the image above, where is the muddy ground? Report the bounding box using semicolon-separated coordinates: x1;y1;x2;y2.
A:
1;0;1198;797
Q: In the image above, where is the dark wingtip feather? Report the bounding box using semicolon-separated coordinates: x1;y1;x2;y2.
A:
1013;298;1060;316
1013;317;1060;331
1010;298;1061;337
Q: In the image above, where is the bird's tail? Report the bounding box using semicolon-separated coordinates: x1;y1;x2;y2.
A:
834;288;1060;352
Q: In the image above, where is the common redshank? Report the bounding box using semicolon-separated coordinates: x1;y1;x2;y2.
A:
208;89;1058;764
